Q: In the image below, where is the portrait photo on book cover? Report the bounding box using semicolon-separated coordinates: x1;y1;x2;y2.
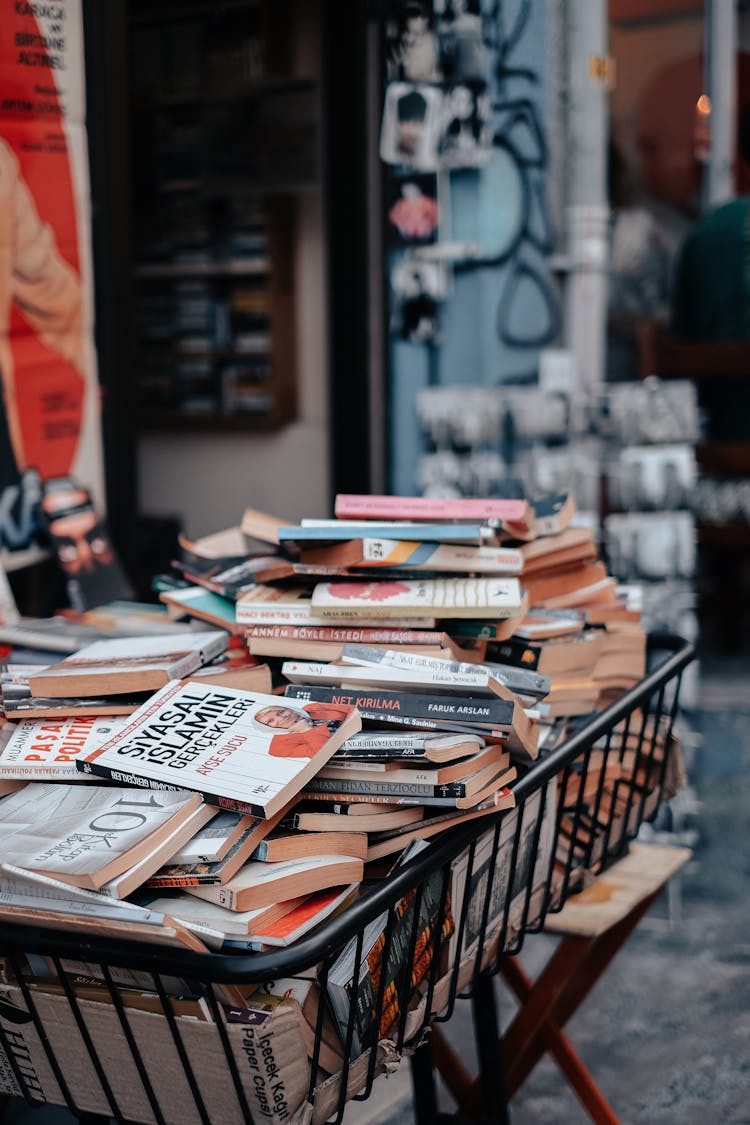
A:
254;702;354;759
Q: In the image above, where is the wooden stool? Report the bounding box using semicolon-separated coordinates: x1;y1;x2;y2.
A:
430;843;691;1123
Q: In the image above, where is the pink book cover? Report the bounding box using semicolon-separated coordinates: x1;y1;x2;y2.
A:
334;494;531;525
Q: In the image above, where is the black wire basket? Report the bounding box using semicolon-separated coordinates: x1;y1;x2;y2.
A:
0;632;694;1125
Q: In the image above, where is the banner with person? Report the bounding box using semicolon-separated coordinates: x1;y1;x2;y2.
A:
0;0;104;559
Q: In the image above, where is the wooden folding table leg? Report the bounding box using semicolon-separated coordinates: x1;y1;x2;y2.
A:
508;888;661;1094
502;956;620;1125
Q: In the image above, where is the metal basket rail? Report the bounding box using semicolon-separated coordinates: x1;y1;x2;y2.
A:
0;633;694;1125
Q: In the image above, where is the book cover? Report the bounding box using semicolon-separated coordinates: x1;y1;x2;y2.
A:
488;631;603;677
251;830;368;863
300;539;524;575
25;632;229;698
335;730;485;762
244;885;358;947
327;841;451;1055
520;527;597;572
145;805;286;887
236;585;436;629
245;625;451;645
0;714;130;781
158;587;243;635
320;744;505;786
0;684;149;719
187;853;365;912
138;890;296;937
180;555;276;600
310;578;523;620
285;684;536;760
305;761;516;807
77;679;361;818
0;783;206;890
281;659;503;696
514;608;586;639
280;521;495;544
281;802;425;833
365;790;516;862
166;810;250;864
338;645;550;701
532;492;577;537
283;683;513;727
333;494;532;526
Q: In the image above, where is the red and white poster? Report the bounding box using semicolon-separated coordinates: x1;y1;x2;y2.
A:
0;0;104;556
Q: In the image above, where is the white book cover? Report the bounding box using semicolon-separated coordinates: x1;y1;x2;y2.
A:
281;660;497;695
0;863;152;915
340;731;484;752
339;645;550;700
0;714;130;780
0;784;200;883
310;578;523;619
78;680;361;818
144;892;273;935
168;810;244;864
235;586;435;629
99;804;216;900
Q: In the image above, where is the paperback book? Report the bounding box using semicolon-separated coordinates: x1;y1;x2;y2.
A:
24;632;229;698
284;684;537;759
236;585;436;629
0;783;208;891
145;805;287;887
333;493;533;529
0;715;130;781
280;802;426;833
158;587;243;635
77;679;361;817
310;578;523;620
280;521;498;544
187;853;365;912
337;645;550;701
299;539;524;575
335;730;485;763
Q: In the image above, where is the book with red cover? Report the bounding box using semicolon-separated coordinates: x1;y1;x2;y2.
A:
334;493;533;530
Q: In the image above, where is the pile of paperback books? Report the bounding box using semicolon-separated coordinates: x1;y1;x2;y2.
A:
0;490;678;1114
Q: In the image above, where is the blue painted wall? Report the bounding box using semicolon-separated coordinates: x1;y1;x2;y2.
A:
388;2;556;492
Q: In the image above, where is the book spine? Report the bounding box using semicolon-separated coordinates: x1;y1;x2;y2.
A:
145;874;220;887
334;746;431;760
236;606;317;625
76;759;185;792
306;776;440;797
76;762;267;818
246;626;445;644
340;733;430;750
281;523;487;542
284;684;513;725
334;494;529;523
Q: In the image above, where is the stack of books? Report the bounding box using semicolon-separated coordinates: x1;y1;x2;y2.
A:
0;489;664;1067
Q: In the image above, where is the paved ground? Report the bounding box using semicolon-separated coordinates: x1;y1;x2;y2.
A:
4;654;749;1124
